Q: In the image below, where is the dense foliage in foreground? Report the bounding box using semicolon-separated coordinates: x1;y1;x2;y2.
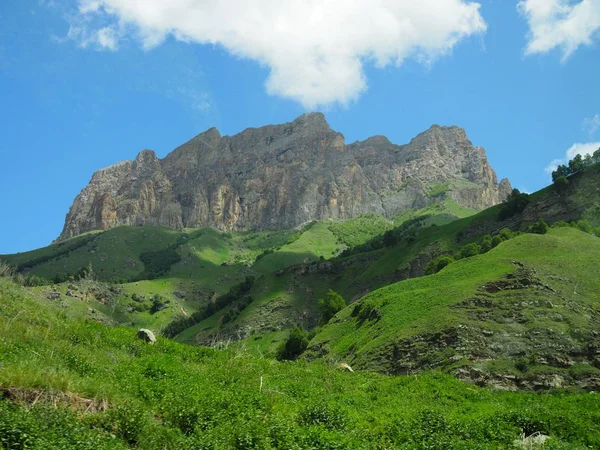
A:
0;279;599;449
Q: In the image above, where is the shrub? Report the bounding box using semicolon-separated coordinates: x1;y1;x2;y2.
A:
576;220;592;233
424;255;455;275
139;247;181;280
480;235;493;253
318;290;346;325
277;327;309;361
150;294;169;314
498;189;530;221
458;243;481;259
554;175;569;194
352;300;382;322
528;219;549;235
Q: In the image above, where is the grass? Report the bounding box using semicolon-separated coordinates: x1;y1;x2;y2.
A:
1;278;599;449
252;222;338;275
311;228;600;381
328;214;392;248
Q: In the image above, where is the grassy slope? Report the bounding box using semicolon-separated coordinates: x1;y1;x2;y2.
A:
179;200;481;345
252;222;339;275
2;226;181;281
1;278;599;449
311;228;600;380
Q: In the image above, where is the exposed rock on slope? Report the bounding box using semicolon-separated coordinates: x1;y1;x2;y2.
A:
59;113;511;240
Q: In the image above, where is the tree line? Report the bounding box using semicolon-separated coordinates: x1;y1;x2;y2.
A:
552;148;600;183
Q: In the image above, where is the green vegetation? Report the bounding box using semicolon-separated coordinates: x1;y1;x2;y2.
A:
426;179;481;199
1;278;600;449
310;228;600;385
329;214;392;248
4;159;600;447
276;327;309;361
318;289;346;325
162;276;255;337
551;148;600;182
498;188;531;220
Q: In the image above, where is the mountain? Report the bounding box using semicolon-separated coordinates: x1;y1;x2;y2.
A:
58;113;511;240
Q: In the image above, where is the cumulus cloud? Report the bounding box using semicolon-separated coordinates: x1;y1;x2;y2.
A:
566;142;600;159
583;114;600;136
69;0;487;108
545;142;600;175
518;0;600;61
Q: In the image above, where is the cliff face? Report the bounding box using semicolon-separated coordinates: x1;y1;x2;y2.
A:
58;113;511;240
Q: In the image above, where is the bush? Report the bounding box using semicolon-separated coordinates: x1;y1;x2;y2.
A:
528;219;549;235
498;189;530;220
277;327;309;360
554;175;569;194
458;243;481;259
480;235;493;253
139;248;181;280
318;290;346;325
576;220;592;233
352;300;382;322
150;294;169;314
424;255;455;275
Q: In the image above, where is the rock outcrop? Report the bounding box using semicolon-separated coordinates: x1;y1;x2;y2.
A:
58;113;511;240
137;328;156;345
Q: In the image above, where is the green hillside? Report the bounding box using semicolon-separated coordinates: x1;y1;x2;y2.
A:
309;227;600;389
1;278;599;449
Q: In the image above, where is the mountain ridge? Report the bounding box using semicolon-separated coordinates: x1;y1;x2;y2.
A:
58;113;511;240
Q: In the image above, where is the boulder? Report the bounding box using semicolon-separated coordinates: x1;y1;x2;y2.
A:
137;328;156;344
338;363;354;373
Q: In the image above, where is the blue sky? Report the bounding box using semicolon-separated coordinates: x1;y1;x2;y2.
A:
1;0;600;254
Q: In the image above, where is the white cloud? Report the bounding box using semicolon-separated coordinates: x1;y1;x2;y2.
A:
546;142;600;175
518;0;600;61
583;114;600;136
96;27;118;50
69;0;487;108
566;142;600;159
66;20;120;51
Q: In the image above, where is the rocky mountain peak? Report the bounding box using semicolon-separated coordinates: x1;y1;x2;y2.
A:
58;114;511;240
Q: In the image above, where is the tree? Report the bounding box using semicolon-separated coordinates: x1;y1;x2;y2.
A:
593;148;600;164
569;154;584;174
458;243;481;259
553;175;569;194
318;290;346;325
491;235;503;248
552;164;569;182
480;235;493;253
576;220;592;233
383;230;398;247
498;189;530;221
277;327;309;360
424;255;454;275
528;219;549;234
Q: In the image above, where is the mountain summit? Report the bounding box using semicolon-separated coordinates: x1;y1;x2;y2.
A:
58;114;511;240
